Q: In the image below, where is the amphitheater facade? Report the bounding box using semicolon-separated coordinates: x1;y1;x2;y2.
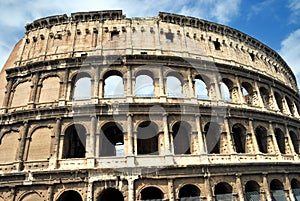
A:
0;10;300;201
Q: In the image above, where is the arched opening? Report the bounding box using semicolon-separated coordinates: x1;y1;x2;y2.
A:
167;75;183;98
245;180;260;201
73;75;91;100
219;78;233;102
274;92;284;112
195;75;209;100
98;188;124;201
0;131;18;163
291;179;300;201
39;76;60;103
204;122;221;154
137;121;158;155
232;124;246;153
179;184;201;200
103;71;124;98
62;124;86;159
241;82;253;105
215;182;233;201
172;121;191;155
285;96;295;115
135;73;154;97
259;87;270;109
57;190;83;201
290;131;299;154
270;179;286;201
140;187;164;200
20;192;43;201
100;122;124;157
274;128;286;154
255;126;268;153
11;81;31;107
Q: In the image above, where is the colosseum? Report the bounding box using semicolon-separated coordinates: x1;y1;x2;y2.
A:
0;9;300;201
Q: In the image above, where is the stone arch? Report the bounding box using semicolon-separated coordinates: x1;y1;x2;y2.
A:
135;70;155;97
62;124;86;159
289;130;299;154
270;179;286;201
166;71;184;98
245;180;260;201
219;78;233;102
214;182;233;201
232;123;247;153
241;82;253;105
11;80;31;107
285;96;295;115
171;121;191;155
274;128;286;154
97;188;124;201
255;126;268;153
140;186;164;200
100;122;124;157
274;91;284;112
0;131;19;163
27;126;52;161
71;72;92;100
259;86;270;109
195;75;209;100
178;184;201;200
291;178;300;200
39;76;60;103
137;121;159;155
57;190;83;201
204;122;221;154
103;70;124;98
19;192;43;201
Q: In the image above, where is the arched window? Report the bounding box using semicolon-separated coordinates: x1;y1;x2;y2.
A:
179;184;201;200
274;92;284;112
274;128;286;154
57;190;83;201
259;87;270;109
27;127;52;161
195;75;209;100
290;131;299;154
245;180;260;201
232;124;246;153
285;97;295;115
0;131;18;163
73;76;91;100
140;187;164;200
62;124;86;159
172;121;191;155
98;188;124;201
291;179;300;201
255;126;268;153
103;71;124;98
219;78;233;102
167;75;183;98
137;121;158;155
204;122;221;154
20;192;43;201
11;81;31;107
39;76;60;103
241;82;253;105
100;122;124;157
270;179;286;201
215;182;233;201
135;74;154;97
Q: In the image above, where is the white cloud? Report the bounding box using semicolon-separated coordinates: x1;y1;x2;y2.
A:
288;0;300;24
279;29;300;86
0;0;242;69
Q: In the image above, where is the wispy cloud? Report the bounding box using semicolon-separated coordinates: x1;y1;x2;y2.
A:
288;0;300;24
0;0;242;69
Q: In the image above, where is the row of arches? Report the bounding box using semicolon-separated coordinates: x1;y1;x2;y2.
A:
15;178;300;200
7;68;300;119
1;119;300;163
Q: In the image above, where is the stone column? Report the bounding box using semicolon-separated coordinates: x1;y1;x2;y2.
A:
188;69;196;99
253;81;264;108
249;119;260;154
127;177;137;201
168;179;175;201
285;124;294;155
285;174;295;201
87;115;96;167
126;65;133;101
269;87;279;111
195;114;206;154
49;118;61;169
87;180;94;201
133;131;138;156
236;174;245;201
262;173;272;201
235;76;244;104
159;66;166;101
127;113;134;155
204;173;213;201
224;118;235;154
2;79;13;111
163;113;171;155
268;122;280;154
28;73;39;108
91;66;100;101
59;68;70;106
99;79;104;98
47;185;54;201
17;121;29;171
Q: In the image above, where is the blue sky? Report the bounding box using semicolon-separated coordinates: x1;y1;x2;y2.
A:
1;0;300;87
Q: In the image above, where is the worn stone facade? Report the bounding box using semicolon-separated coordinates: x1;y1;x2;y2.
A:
0;10;300;201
